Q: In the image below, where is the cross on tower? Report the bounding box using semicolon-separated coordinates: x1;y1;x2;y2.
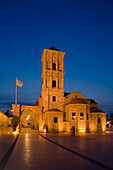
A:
52;41;55;46
52;41;57;47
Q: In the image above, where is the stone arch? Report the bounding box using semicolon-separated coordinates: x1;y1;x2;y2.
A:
20;110;37;132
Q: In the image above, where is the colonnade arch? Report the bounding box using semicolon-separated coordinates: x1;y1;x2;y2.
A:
20;110;37;132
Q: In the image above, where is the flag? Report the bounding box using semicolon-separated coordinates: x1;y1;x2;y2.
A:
16;79;23;87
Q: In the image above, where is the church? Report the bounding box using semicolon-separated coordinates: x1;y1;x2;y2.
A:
12;46;106;134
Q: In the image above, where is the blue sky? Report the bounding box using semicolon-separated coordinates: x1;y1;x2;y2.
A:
0;0;113;117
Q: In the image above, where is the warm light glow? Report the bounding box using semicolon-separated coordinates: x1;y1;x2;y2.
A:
25;133;29;138
26;115;30;120
13;131;17;135
102;126;106;132
58;123;63;132
24;133;30;163
13;124;19;135
79;128;85;133
43;128;46;133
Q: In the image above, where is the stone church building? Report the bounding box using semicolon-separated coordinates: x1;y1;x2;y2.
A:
12;46;106;134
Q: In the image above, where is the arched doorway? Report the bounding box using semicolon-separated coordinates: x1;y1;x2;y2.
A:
20;110;37;133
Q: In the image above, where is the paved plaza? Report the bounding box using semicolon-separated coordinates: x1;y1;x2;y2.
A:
0;128;113;170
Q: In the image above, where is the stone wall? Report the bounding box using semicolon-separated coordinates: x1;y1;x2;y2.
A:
45;110;63;132
0;111;9;127
65;103;90;133
12;104;43;131
89;112;106;132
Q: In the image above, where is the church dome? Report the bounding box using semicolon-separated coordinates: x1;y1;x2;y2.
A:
66;92;86;100
65;92;88;105
67;98;88;105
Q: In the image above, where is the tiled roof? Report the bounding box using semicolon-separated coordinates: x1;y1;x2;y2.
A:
90;107;104;113
87;99;97;103
64;92;70;97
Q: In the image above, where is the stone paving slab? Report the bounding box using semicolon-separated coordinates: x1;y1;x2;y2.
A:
42;130;113;169
0;127;16;161
4;132;102;170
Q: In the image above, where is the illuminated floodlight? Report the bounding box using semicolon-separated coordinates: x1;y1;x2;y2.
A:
26;115;30;120
43;128;46;133
13;131;17;135
78;128;85;133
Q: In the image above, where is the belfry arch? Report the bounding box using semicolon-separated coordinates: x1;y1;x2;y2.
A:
20;110;37;132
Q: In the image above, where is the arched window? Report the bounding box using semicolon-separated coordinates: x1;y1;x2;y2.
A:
52;80;56;87
87;113;88;120
80;113;84;120
42;107;44;113
98;118;101;124
72;112;76;120
52;63;56;70
53;96;56;102
54;117;58;123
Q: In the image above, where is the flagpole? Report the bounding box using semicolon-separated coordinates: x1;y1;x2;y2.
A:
15;78;17;104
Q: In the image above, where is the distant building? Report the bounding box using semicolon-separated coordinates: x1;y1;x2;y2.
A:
110;113;113;119
106;113;113;128
12;46;106;133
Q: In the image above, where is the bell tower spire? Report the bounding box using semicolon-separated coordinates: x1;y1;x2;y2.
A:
41;46;66;112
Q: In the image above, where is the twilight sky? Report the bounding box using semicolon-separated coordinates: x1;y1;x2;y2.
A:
0;0;113;117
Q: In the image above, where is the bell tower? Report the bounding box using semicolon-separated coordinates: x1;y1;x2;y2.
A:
41;46;66;112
